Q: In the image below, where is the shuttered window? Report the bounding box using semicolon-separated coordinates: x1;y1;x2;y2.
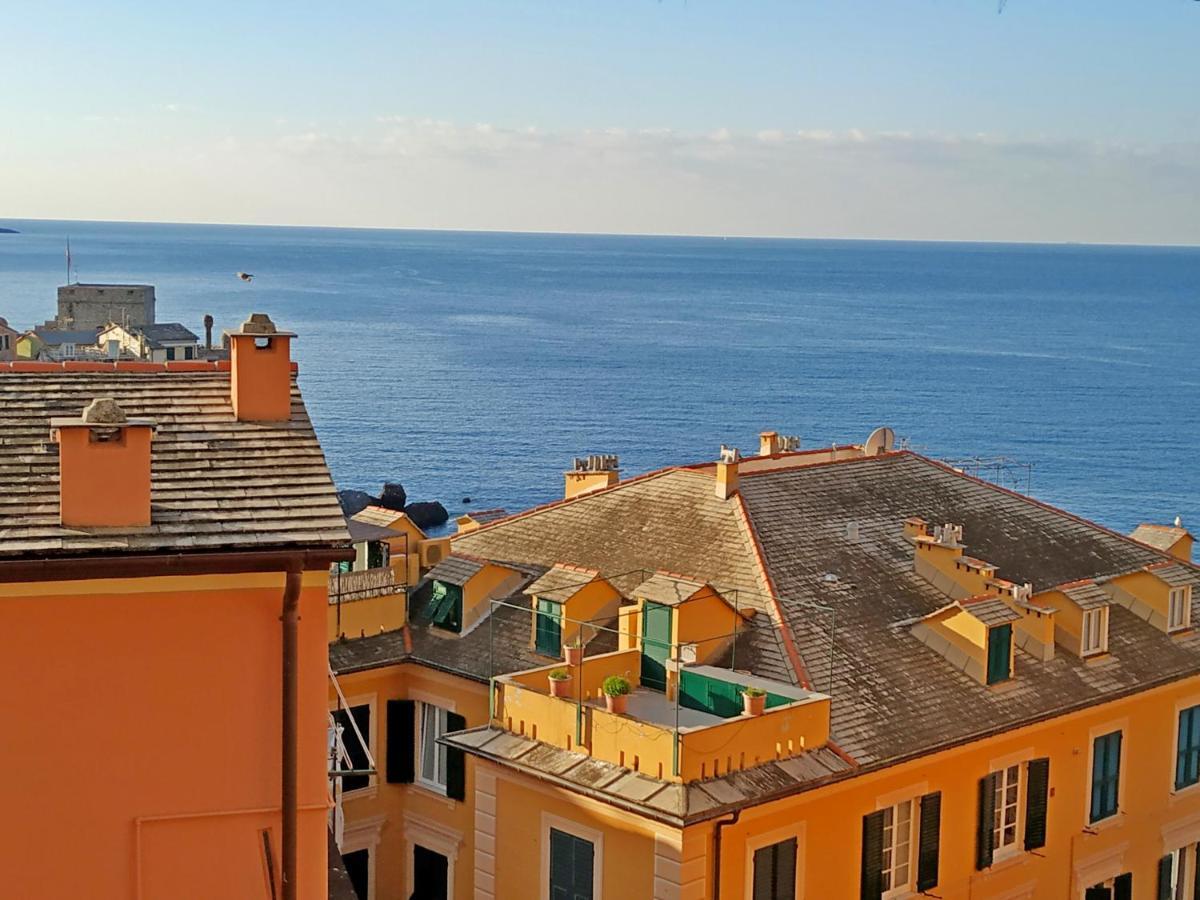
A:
1024;758;1050;851
428;581;463;633
976;772;998;869
549;828;594;900
860;810;885;900
752;837;797;900
991;764;1022;856
445;711;467;802
1176;706;1200;791
1090;731;1122;823
386;699;415;784
915;792;941;892
536;599;563;655
986;625;1012;685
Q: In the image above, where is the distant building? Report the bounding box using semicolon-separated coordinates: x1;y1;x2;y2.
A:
97;321;200;362
0;317;17;361
18;327;103;361
47;283;156;331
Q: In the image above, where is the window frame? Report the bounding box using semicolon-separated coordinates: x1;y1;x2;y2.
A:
991;763;1024;860
417;702;451;795
1169;587;1192;633
540;813;603;900
1081;607;1109;657
880;798;916;898
332;696;377;797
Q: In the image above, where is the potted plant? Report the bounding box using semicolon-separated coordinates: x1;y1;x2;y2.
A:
548;667;572;698
741;685;766;716
602;675;631;714
564;636;585;668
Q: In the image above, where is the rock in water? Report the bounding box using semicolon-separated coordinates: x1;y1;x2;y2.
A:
404;501;449;530
337;489;378;517
380;482;408;511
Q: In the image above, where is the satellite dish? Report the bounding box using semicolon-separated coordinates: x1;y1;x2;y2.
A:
863;426;895;456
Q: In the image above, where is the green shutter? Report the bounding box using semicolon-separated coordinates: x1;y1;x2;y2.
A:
445;711;467;801
1159;854;1174;900
640;602;672;692
1024;757;1050;850
986;625;1012;685
860;810;884;900
976;772;997;869
549;828;593;900
752;838;796;900
429;581;463;633
1177;706;1200;790
536;599;563;655
1113;872;1132;900
916;791;941;891
1091;731;1122;822
386;699;415;784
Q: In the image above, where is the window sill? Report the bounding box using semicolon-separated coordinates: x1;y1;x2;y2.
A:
1169;782;1200;805
982;848;1032;876
343;784;379;803
1084;811;1125;833
410;780;455;805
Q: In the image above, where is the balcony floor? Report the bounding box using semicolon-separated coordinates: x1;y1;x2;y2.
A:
586;687;727;729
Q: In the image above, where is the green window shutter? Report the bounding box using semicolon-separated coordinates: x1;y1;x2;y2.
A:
1113;872;1132;900
860;810;885;900
429;582;463;633
1024;757;1050;851
752;838;796;900
445;711;467;801
976;772;997;870
386;699;415;784
986;625;1012;685
1091;731;1122;822
536;599;563;655
916;791;941;891
1176;705;1200;790
549;829;593;900
1159;854;1174;900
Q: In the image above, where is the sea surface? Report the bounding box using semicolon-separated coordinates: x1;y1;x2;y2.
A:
1;219;1197;535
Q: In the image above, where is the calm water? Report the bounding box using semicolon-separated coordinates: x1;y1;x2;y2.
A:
1;218;1197;534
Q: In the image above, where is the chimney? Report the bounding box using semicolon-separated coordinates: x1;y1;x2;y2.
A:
564;454;620;500
715;445;740;500
229;313;296;422
759;431;781;456
204;314;214;351
52;398;155;528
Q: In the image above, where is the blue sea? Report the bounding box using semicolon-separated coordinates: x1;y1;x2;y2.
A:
1;218;1197;535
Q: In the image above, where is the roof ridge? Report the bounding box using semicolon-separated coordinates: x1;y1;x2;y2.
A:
738;449;904;479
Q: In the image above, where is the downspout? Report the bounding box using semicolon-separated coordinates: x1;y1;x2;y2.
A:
712;809;741;900
281;568;303;900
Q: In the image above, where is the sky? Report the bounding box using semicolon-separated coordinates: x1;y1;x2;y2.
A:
2;1;1198;243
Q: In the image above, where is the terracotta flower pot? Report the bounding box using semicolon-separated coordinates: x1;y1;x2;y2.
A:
605;693;628;715
742;692;766;716
549;676;572;698
564;646;584;667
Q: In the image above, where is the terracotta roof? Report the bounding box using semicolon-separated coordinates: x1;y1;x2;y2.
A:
961;596;1021;626
0;367;348;557
1130;523;1190;552
424;554;486;587
632;572;710;606
1061;580;1110;610
524;563;604;603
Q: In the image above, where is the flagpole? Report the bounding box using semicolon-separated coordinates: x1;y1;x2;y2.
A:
65;238;71;284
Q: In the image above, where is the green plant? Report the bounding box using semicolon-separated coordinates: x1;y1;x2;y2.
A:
741;685;766;697
548;668;570;681
602;675;631;697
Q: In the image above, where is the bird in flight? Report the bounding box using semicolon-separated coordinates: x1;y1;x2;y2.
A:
236;272;254;282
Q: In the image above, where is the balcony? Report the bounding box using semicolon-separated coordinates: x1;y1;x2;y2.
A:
492;649;830;783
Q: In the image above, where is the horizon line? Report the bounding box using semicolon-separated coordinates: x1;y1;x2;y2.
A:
2;214;1199;251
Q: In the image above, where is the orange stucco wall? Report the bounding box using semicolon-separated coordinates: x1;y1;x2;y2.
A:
1;570;330;900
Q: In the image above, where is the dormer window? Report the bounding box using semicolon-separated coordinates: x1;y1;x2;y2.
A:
1169;587;1192;633
1081;606;1109;656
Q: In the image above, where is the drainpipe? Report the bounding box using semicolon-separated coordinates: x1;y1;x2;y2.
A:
281;568;302;900
712;809;741;900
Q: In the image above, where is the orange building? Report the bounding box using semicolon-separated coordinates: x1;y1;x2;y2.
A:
0;313;351;900
331;428;1200;900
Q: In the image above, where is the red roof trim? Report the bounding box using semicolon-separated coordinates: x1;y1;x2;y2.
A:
0;359;297;374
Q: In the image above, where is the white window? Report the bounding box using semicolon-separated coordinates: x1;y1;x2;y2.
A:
419;703;450;793
1081;607;1108;656
0;334;9;351
61;342;76;358
881;799;915;897
992;764;1022;857
1169;587;1191;632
